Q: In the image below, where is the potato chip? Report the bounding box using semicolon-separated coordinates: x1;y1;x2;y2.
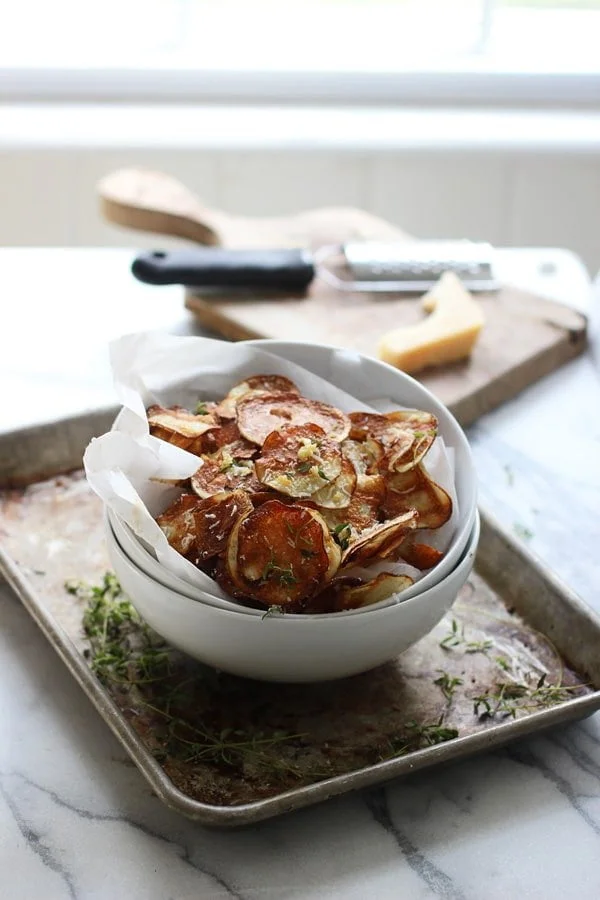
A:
213;557;258;605
255;424;342;498
341;510;418;567
147;405;218;454
320;473;384;537
349;410;437;473
398;537;444;570
157;489;253;564
237;393;351;446
310;457;357;509
190;453;262;498
201;420;257;458
216;375;300;419
331;572;415;611
226;500;341;609
155;493;198;557
382;464;452;529
342;438;384;476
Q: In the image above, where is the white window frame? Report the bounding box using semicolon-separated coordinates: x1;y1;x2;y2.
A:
3;65;600;108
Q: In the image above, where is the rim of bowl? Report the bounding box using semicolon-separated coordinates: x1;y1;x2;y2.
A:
108;509;480;622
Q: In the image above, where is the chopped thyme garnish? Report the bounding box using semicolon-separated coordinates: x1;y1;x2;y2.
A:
406;717;459;746
261;605;285;620
513;522;534;541
260;560;297;586
194;401;209;415
465;638;494;654
332;522;352;551
297;461;312;474
317;468;328;481
439;618;464;649
434;671;463;703
439;618;493;654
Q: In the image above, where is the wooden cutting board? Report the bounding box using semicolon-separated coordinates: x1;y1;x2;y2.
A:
184;282;587;426
98;168;587;427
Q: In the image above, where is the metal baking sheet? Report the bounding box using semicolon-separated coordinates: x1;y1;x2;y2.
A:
1;411;600;827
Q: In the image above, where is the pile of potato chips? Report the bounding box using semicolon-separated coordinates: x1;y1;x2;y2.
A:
148;375;452;613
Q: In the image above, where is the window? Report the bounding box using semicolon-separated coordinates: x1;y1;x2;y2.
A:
2;0;600;104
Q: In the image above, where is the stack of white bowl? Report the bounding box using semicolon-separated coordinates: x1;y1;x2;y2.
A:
105;341;479;684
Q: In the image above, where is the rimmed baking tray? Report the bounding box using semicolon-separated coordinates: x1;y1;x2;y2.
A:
1;410;599;827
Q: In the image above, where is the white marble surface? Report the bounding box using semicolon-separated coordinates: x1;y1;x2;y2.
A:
1;247;600;899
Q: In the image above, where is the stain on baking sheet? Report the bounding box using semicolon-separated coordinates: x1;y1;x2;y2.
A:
0;473;592;808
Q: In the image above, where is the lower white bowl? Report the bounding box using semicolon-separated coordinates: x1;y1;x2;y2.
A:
106;510;480;683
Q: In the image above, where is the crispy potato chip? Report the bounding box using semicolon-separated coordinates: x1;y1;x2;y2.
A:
190;453;262;498
331;572;415;611
155;493;198;557
226;500;340;609
201;420;257;458
310;456;357;509
382;464;452;529
216;375;300;419
213;557;260;605
255;424;342;498
320;473;384;537
157;490;253;564
341;510;418;567
342;438;384;476
237;393;351;446
349;410;437;473
147;405;218;454
398;536;444;570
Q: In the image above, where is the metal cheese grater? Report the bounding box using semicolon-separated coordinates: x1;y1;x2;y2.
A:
131;240;498;294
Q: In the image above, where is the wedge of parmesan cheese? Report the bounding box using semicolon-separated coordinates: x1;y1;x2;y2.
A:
377;271;485;374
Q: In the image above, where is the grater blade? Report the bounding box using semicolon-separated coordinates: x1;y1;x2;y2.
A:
318;240;499;293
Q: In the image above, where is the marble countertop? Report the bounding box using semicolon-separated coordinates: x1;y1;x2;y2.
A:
1;247;600;899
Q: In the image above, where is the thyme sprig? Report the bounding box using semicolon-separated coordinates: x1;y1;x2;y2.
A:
473;673;583;720
260;560;298;586
407;717;459;747
67;573;170;684
383;716;459;759
439;618;493;654
332;522;352;551
68;575;304;774
434;671;463;703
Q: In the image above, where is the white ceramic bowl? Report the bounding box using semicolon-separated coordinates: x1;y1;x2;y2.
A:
116;340;477;612
106;510;480;683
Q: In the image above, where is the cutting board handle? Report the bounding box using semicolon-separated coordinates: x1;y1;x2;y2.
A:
98;167;412;249
98;168;224;245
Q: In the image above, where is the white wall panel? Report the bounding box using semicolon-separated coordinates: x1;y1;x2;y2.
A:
508;158;600;276
217;152;368;215
368;154;513;245
0;145;599;275
0;150;73;245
